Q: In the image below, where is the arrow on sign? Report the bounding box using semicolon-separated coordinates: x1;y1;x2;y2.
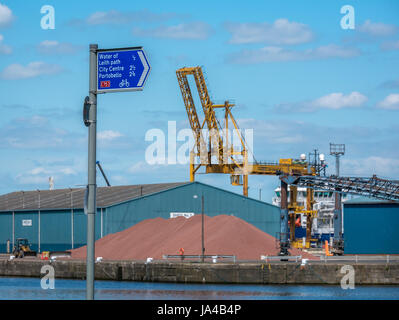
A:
137;51;150;87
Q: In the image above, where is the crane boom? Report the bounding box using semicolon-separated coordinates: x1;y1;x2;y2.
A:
176;66;250;194
176;66;319;196
176;69;206;159
176;67;224;164
285;174;399;201
191;67;224;163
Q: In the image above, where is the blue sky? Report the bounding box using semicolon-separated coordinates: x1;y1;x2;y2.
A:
0;0;398;202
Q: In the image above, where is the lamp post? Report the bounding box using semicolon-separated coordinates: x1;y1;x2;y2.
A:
193;194;205;262
330;143;345;255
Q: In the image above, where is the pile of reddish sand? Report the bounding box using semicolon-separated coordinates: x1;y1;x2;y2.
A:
70;215;317;260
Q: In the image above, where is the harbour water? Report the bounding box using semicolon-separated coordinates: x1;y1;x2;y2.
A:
0;277;398;300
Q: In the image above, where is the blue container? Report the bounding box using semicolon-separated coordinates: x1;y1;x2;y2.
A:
344;198;399;254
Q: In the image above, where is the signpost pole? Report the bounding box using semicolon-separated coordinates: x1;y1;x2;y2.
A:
86;43;98;300
84;44;150;299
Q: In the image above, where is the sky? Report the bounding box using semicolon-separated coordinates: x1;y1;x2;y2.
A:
0;0;398;202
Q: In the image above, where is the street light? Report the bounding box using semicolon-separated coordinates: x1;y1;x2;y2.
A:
193;194;205;262
329;143;345;176
329;143;345;255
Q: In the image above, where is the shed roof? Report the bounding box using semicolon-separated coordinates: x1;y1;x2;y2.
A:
344;196;399;205
0;182;189;211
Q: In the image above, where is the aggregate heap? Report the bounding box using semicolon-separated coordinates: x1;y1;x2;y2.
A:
70;214;317;260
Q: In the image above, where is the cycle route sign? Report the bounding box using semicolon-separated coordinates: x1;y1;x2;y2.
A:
96;46;150;93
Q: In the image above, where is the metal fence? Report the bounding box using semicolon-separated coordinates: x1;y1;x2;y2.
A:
320;255;399;264
162;254;236;263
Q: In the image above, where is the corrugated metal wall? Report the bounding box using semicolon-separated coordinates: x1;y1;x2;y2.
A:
0;208;103;252
0;212;12;253
344;203;399;254
104;182;280;237
0;182;280;253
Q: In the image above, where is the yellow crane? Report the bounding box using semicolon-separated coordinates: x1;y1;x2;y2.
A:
176;66;315;194
176;66;248;193
176;66;321;251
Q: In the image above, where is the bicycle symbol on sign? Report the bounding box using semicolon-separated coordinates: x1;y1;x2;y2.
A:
119;79;130;88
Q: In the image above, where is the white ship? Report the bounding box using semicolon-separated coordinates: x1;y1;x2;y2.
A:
272;186;349;243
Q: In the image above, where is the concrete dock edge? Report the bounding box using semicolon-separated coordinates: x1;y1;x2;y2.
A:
0;259;398;285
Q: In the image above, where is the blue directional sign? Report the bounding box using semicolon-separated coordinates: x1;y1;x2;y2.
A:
96;47;150;93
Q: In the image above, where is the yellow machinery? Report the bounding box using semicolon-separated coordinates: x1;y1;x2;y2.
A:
288;186;318;249
12;238;37;258
176;66;315;197
176;66;249;195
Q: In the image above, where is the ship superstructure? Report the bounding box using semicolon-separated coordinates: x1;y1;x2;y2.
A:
272;186;349;245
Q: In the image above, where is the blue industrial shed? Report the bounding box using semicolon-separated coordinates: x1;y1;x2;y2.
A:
344;197;399;254
0;182;280;253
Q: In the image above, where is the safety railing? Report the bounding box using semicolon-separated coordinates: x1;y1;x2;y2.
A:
162;254;236;263
320;255;399;263
260;255;302;262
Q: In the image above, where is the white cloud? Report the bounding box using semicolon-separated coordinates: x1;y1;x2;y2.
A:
227;119;399;177
127;161;182;174
59;167;77;175
132;22;212;40
311;92;368;110
228;44;360;64
87;10;127;25
358;20;397;37
235;118;305;145
97;130;123;141
380;40;399;51
110;175;129;185
96;131;137;150
377;94;399;110
16;166;77;186
86;9;178;25
0;61;62;80
342;157;399;178
225;19;314;45
37;40;81;54
277;92;368;112
312;44;360;58
0;3;13;28
0;115;83;149
30;167;50;175
0;34;11;54
24;115;48;126
127;161;149;174
15;174;49;185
